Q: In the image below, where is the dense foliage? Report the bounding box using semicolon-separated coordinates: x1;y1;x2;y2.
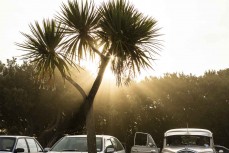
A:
1;59;229;151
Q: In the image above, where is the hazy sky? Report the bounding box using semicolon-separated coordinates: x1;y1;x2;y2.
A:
0;0;228;77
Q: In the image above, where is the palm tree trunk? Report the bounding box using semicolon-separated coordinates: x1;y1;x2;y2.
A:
38;112;61;146
86;103;96;153
86;57;109;153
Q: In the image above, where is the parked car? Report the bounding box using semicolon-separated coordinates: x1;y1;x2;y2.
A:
131;132;159;153
215;145;229;153
0;135;43;153
161;128;216;153
45;135;125;153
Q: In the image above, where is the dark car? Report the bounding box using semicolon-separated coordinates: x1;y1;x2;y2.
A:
0;135;43;153
215;145;229;153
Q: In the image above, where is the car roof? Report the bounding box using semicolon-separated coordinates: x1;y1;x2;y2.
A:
64;135;114;139
164;128;213;137
0;135;34;138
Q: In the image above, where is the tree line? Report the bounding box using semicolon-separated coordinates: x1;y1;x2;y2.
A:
1;59;229;152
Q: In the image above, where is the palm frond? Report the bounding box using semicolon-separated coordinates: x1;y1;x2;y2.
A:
99;0;162;85
16;19;74;87
56;0;101;61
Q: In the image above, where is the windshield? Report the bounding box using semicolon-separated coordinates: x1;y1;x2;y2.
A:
51;137;103;152
166;135;210;147
0;137;16;152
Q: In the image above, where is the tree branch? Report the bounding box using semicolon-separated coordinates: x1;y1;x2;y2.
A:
89;43;106;60
65;75;87;99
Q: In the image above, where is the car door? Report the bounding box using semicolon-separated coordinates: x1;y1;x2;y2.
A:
131;132;159;153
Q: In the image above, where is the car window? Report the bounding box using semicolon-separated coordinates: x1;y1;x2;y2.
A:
135;133;147;146
51;137;102;152
148;135;156;147
35;141;43;152
110;138;124;151
0;137;16;152
26;138;43;152
26;139;38;152
16;138;28;153
166;135;210;147
96;138;103;151
105;139;112;148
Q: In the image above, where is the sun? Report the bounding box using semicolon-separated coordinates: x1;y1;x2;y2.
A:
80;54;153;83
81;57;115;81
82;59;151;83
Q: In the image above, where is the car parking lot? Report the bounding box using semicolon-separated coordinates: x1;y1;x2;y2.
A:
1;129;229;153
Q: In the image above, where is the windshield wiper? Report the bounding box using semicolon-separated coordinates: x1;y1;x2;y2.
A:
62;149;79;151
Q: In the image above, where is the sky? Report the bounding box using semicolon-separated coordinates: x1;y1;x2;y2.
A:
0;0;229;77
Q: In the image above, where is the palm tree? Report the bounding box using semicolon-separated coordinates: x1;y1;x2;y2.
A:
17;0;161;153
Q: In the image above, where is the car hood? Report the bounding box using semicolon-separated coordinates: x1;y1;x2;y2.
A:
162;146;214;153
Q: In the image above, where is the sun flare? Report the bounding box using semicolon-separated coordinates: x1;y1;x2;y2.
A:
80;53;155;84
81;58;115;82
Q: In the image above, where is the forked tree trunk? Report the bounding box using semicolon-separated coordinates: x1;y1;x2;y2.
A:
86;57;109;153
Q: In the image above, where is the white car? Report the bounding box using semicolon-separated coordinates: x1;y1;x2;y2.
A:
46;135;125;153
161;128;216;153
0;135;43;153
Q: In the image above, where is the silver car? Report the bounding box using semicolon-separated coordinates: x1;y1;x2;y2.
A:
0;135;43;153
161;128;216;153
46;135;125;153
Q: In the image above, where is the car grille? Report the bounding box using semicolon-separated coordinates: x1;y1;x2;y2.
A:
177;149;196;153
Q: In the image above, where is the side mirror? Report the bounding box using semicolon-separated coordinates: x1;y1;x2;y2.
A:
14;148;25;153
105;145;115;153
149;143;153;147
219;150;224;153
44;148;51;152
